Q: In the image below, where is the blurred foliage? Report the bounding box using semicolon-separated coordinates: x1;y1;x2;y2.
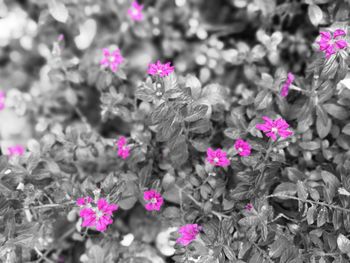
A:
2;0;350;262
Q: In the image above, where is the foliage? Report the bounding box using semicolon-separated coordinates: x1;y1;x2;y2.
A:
1;0;350;262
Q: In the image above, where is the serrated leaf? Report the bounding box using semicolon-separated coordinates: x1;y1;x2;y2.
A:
48;0;69;23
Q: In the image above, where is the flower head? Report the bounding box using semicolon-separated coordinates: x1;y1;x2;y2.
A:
280;72;294;97
234;139;251;157
256;116;293;141
206;148;230;167
116;136;130;159
128;1;144;21
244;203;254;212
100;48;124;73
176;224;202;246
143;189;164;211
148;60;174;77
317;29;348;58
0;91;5;110
77;197;118;232
7;145;25;156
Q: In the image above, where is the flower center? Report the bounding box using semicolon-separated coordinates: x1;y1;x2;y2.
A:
213;157;219;163
109;56;115;63
150;197;157;204
238;147;243;152
95;209;104;219
271;127;278;133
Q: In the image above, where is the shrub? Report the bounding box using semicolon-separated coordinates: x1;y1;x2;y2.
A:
1;0;350;262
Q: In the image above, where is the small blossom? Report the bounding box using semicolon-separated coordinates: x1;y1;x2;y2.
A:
317;29;348;58
234;139;251;157
0;91;5;110
100;48;124;73
128;1;144;21
58;34;64;42
280;72;294;97
77;197;118;232
176;224;202;246
256;116;293;141
116;136;130;159
143;189;164;211
7;145;25;156
148;60;174;77
244;203;254;212
206;148;230;167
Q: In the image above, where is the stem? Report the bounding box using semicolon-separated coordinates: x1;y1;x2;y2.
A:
18;201;75;212
265;194;350;214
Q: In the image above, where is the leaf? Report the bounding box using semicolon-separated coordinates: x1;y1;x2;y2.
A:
307;205;316;225
342;123;350;135
185;74;202;99
296;180;308;201
48;0;69;23
184;104;208;122
337;234;350;255
321;170;340;203
224;127;242;140
163;207;181;218
238;216;260;227
316;114;331;139
298;141;320;151
269;236;290;258
323;103;349;120
198;83;227;106
317;207;328;227
254;89;272;110
273;182;297;198
308;4;323;26
188;119;211;134
135;83;155;102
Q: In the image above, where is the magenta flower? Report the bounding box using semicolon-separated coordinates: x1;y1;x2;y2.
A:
234;139;251;157
244;203;254;212
100;48;124;73
143;189;164;211
77;197;118;232
128;1;144;21
317;29;348;58
206;148;230;167
0;91;5;110
176;224;202;246
280;72;294;97
256;116;293;141
148;60;175;77
7;145;25;156
116;136;130;159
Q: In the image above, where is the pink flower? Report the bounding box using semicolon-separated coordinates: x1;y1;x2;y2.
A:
234;139;251;157
7;145;25;156
116;136;130;159
77;197;118;232
206;148;230;167
317;29;348;58
143;189;164;211
148;60;174;77
245;203;254;212
280;72;294;97
0;91;5;110
100;48;124;73
128;1;144;21
256;116;293;141
176;224;202;246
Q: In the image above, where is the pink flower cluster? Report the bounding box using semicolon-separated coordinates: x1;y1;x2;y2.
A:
234;139;251;157
317;29;348;58
77;197;118;232
128;1;144;21
256;116;293;141
117;136;130;159
148;60;174;77
206;148;230;167
143;189;164;211
0;91;5;110
280;72;294;97
176;224;202;246
7;145;25;156
100;48;124;73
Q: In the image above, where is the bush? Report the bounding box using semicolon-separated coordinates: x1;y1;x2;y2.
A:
1;0;350;262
